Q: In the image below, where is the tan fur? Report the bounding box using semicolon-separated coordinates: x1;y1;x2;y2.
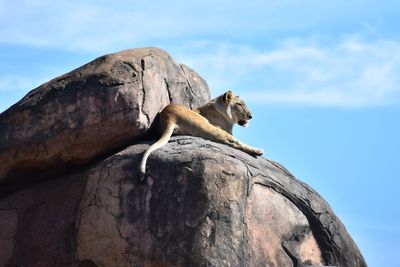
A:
139;91;263;177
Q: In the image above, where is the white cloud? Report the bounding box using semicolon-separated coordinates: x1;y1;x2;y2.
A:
4;0;396;53
1;1;400;108
175;38;400;108
0;1;240;52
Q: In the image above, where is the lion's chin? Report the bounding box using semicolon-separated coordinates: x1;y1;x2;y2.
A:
238;120;250;128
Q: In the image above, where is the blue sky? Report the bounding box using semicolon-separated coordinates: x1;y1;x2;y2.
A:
1;1;399;265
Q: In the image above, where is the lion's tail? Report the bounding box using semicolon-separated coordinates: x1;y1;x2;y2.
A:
139;122;175;179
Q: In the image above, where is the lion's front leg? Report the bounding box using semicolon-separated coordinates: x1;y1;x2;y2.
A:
204;125;263;157
225;136;263;156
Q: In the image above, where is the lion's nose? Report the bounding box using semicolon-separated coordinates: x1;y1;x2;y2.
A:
248;114;253;119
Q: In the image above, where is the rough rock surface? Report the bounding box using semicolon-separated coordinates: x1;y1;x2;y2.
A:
0;136;366;267
0;47;210;184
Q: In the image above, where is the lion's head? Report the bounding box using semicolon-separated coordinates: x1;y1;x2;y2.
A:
219;90;253;128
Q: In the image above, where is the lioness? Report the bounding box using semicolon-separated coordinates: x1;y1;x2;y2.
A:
140;91;263;178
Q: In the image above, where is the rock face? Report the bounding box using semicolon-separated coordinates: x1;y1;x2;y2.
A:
0;137;366;267
0;48;366;267
0;47;209;185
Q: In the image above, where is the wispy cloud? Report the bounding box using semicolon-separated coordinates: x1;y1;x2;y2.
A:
0;0;246;52
2;0;398;53
1;1;400;108
175;38;400;108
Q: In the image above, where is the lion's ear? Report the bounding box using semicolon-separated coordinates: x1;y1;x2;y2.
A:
223;90;234;103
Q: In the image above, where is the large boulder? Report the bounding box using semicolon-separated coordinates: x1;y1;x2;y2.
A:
0;47;366;267
0;136;366;267
0;47;210;185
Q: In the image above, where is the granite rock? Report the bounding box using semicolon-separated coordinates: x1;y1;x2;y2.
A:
0;47;209;185
0;136;367;267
